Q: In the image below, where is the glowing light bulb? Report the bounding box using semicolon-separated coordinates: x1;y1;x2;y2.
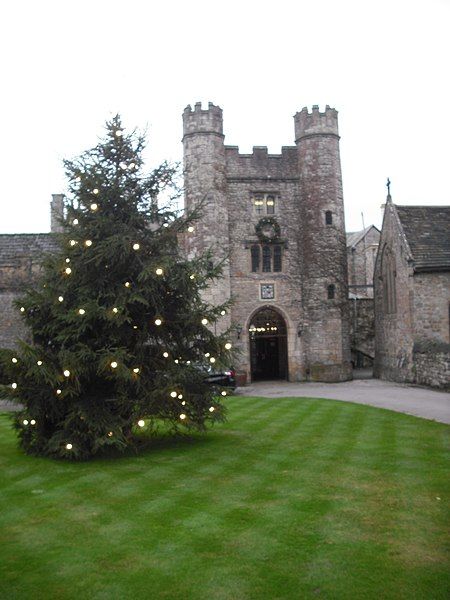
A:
115;129;122;137
209;406;215;412
93;188;99;195
37;360;43;366
179;413;186;420
124;281;131;288
73;218;79;225
205;353;210;358
20;307;25;312
65;443;73;450
12;357;18;363
189;274;195;280
65;267;72;275
163;223;169;228
181;400;186;406
163;352;169;358
187;226;194;233
57;296;64;303
56;389;62;395
12;382;17;389
221;391;227;396
85;239;92;247
63;370;70;377
78;308;85;315
225;342;232;350
137;419;145;428
155;268;163;276
23;419;29;425
210;357;216;363
133;368;140;374
154;318;162;326
112;307;118;313
133;243;140;250
178;394;183;400
129;162;135;169
65;258;71;264
30;419;36;425
75;176;81;182
201;318;208;325
174;359;179;364
221;310;226;316
90;203;98;211
69;239;77;246
170;391;177;398
133;325;138;329
108;431;113;437
119;162;127;170
110;361;118;369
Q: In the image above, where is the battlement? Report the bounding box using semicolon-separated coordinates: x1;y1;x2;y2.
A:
225;145;298;179
294;105;339;142
182;102;223;137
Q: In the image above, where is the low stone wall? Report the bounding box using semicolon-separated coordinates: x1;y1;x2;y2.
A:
413;341;450;390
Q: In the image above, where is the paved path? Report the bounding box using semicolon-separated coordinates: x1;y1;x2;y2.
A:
236;378;450;425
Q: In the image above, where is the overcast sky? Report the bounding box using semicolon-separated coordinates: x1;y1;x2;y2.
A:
1;0;448;234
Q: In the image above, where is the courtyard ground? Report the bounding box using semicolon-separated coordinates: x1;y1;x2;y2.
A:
237;377;450;425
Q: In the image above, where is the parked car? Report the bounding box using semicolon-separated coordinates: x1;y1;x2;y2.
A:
204;366;236;389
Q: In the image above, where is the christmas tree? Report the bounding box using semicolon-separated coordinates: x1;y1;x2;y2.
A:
0;116;233;460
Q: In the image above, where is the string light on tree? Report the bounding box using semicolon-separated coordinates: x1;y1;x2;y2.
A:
93;188;99;195
181;401;186;406
37;360;43;366
201;318;208;325
30;420;36;425
78;308;86;315
133;243;140;251
155;268;164;276
124;281;131;288
210;357;216;363
133;368;140;374
221;391;227;396
65;443;73;450
163;352;169;358
90;203;98;211
179;414;186;420
58;296;64;302
178;394;183;399
23;419;29;425
85;240;93;247
205;353;210;358
69;240;77;246
12;382;17;389
108;431;113;437
187;226;194;233
65;258;70;263
65;267;72;275
154;318;162;326
225;342;232;350
170;391;177;398
115;129;123;137
209;406;215;412
73;219;79;225
189;274;195;280
11;357;18;363
112;307;118;314
137;419;145;427
56;389;62;395
221;310;226;316
63;370;70;377
110;361;118;369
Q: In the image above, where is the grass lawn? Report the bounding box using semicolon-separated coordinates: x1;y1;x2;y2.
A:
0;397;449;600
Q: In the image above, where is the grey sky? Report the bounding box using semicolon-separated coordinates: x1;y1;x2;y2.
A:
1;0;448;234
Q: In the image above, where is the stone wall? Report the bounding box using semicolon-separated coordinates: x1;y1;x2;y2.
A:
413;272;450;343
413;341;450;390
0;233;58;348
347;227;380;298
349;297;374;366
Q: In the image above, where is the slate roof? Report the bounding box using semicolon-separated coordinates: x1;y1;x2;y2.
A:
395;205;450;272
346;225;380;248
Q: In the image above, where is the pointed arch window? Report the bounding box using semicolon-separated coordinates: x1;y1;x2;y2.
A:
262;245;271;272
382;246;397;313
251;245;260;272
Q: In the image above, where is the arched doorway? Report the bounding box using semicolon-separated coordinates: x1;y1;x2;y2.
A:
249;307;288;381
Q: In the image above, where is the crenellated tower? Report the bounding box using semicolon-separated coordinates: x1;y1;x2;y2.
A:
295;105;352;380
182;102;231;332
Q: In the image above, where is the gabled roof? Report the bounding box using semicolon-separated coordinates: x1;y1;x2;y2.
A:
395;205;450;272
346;225;380;249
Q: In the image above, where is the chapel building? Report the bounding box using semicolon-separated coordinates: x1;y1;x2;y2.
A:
182;102;352;383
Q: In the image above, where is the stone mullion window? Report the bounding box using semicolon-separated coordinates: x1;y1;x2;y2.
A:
262;245;272;272
251;245;260;272
273;245;282;272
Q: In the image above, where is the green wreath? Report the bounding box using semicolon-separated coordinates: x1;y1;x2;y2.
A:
255;217;281;242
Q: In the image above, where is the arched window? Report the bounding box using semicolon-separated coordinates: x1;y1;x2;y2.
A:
251;245;260;272
327;284;335;299
381;246;397;313
262;245;271;272
325;210;333;225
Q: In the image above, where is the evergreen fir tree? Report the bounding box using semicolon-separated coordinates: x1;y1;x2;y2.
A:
0;116;233;460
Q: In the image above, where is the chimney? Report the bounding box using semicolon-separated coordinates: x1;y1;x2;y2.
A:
50;194;65;233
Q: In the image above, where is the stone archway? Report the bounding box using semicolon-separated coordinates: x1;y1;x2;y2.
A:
249;307;288;381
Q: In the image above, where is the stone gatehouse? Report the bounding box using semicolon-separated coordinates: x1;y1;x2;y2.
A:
183;102;352;383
